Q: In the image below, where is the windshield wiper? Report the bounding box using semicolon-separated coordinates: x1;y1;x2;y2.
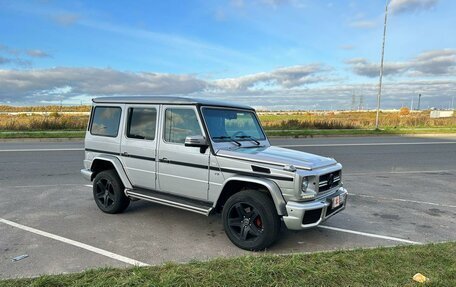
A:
234;135;261;145
212;136;241;146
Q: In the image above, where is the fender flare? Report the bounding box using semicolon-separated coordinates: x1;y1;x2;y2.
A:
91;155;133;189
219;175;287;216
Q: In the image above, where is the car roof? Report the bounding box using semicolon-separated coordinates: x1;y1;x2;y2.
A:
92;96;254;110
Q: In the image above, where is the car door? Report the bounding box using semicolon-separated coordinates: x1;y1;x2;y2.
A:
120;105;159;190
157;105;209;200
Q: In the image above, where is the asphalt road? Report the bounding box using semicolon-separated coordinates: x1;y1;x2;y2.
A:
1;135;455;278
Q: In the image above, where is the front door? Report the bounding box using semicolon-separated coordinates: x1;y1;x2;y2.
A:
157;105;209;200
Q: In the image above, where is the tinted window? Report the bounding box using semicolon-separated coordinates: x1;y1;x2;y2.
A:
164;108;202;143
126;108;157;140
90;106;122;137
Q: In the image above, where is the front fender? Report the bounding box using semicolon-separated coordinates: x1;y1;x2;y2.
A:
220;176;287;216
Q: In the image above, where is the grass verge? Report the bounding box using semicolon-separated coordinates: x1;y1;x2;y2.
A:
0;131;85;139
265;127;456;137
1;128;455;139
1;242;455;287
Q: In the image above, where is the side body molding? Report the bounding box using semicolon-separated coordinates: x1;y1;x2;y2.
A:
219;176;287;216
91;155;133;189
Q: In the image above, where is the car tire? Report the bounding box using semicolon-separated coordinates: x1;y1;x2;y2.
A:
93;170;130;214
222;189;281;251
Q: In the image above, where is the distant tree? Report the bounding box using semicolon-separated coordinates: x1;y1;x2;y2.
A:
399;106;410;116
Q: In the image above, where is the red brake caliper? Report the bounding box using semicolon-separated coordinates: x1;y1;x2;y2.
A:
254;216;262;228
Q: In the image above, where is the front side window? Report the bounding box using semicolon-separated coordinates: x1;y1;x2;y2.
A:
202;108;266;142
90;106;122;137
126;108;157;140
164;108;202;144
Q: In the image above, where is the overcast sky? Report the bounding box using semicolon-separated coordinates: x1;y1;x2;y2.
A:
0;0;455;110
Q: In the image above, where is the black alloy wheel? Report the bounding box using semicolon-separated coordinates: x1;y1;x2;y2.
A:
222;190;281;251
227;202;264;241
93;170;130;214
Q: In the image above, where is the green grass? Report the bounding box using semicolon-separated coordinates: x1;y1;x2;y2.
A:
0;127;455;139
265;127;456;137
1;242;455;286
0;130;85;139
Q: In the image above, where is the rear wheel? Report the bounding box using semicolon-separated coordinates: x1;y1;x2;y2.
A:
93;170;130;214
222;190;281;251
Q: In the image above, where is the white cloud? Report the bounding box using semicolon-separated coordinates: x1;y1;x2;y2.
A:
348;20;377;29
26;49;51;58
346;49;456;77
390;0;438;14
213;64;328;90
0;68;207;103
51;12;80;26
339;44;355;50
0;63;453;109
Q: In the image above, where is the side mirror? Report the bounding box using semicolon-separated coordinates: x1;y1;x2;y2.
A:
185;135;208;147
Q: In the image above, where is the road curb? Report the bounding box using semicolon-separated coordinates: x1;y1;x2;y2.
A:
0;133;455;142
268;133;456;139
0;138;84;143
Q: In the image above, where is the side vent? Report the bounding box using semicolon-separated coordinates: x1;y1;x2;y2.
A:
251;165;271;174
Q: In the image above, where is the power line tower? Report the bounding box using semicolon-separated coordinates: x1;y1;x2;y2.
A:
351;92;356;111
359;95;364;111
417;94;422;110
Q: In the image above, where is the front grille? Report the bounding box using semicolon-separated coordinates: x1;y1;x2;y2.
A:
318;170;341;192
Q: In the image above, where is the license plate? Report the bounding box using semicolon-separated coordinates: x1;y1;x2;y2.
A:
332;195;342;208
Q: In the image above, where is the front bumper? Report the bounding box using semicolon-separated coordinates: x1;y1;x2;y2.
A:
282;187;348;230
81;168;93;181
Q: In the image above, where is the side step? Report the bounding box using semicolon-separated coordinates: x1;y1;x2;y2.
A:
125;188;214;216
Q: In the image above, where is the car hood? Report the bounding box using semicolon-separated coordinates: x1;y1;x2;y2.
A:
216;145;337;170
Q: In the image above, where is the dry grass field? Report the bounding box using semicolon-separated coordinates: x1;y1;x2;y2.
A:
0;113;88;131
259;110;456;130
0;105;455;131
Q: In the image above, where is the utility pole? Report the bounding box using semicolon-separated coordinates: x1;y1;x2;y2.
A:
417;94;422;110
375;0;389;129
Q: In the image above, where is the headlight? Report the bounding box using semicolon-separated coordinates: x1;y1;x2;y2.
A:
301;177;309;192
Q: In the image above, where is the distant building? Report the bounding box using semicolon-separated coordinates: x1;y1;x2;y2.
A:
430;110;454;118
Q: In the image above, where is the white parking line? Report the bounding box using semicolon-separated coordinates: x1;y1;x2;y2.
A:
2;183;84;188
344;169;456;176
279;141;456;147
0;218;149;267
319;225;422;245
0;148;84;152
350;193;456;208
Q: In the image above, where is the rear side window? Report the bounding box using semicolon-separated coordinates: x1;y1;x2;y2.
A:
90;106;122;137
126;108;157;140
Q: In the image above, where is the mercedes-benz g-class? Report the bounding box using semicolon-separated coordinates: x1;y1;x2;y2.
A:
81;96;348;250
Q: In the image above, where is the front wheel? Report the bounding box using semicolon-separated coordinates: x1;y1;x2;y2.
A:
93;170;130;214
222;190;281;251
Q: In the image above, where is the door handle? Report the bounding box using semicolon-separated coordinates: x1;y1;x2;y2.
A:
122;152;129;157
161;157;170;163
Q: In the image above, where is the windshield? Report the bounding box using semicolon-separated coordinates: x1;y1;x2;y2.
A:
202;107;266;143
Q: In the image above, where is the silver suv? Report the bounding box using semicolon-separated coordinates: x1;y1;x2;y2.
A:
81;96;348;250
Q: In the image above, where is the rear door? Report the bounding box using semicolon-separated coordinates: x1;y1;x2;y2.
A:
156;105;210;200
120;105;159;190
